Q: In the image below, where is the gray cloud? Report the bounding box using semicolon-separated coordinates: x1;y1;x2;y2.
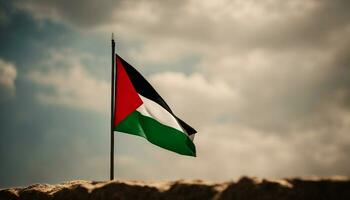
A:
13;0;119;28
27;49;109;112
3;0;350;183
0;58;17;99
13;0;350;51
100;0;350;52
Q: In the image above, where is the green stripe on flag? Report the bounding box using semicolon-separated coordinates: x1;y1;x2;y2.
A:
114;111;196;156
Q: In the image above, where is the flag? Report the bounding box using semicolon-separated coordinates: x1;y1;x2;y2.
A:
113;54;197;156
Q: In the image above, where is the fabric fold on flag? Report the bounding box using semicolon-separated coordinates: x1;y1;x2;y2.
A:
113;54;197;156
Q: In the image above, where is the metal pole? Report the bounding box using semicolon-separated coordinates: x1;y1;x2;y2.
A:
110;34;115;180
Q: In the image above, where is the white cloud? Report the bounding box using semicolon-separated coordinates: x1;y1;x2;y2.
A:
127;38;196;65
15;0;350;179
149;72;240;127
28;50;109;112
0;58;17;98
135;97;350;180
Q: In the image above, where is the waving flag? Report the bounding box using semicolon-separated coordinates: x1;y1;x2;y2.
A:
113;54;197;156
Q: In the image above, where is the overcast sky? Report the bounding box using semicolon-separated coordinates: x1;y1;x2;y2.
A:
1;0;350;188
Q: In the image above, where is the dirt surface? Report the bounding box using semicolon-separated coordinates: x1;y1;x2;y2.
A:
1;177;350;200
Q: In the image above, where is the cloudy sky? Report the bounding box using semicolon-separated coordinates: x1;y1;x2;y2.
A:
1;0;350;188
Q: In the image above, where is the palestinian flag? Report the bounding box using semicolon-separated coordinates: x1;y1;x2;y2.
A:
113;54;197;156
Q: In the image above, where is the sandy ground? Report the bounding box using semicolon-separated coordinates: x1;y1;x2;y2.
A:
1;176;350;200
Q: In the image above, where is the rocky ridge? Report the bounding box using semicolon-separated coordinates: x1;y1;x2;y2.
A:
1;177;350;200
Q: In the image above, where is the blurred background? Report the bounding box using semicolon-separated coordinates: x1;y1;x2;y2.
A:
1;0;350;188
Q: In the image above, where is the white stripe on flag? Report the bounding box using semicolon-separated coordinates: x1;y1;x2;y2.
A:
137;94;187;135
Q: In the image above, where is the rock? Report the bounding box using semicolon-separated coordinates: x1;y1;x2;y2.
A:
1;177;350;200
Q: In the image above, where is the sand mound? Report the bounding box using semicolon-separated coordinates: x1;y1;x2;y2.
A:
1;177;350;200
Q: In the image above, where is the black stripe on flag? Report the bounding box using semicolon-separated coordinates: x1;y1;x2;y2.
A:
117;54;197;135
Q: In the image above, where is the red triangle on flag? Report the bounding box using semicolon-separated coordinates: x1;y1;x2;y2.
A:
114;56;143;126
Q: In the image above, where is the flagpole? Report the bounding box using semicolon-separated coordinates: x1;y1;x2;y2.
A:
110;33;115;180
